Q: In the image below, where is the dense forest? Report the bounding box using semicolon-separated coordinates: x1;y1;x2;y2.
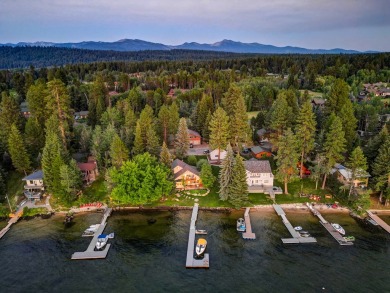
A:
0;52;389;214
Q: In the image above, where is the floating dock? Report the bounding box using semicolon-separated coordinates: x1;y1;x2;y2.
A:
0;210;23;240
186;203;209;268
273;204;316;244
367;210;390;234
71;208;113;260
242;208;256;239
306;203;353;246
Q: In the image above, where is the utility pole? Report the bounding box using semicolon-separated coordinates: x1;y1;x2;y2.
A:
5;194;12;213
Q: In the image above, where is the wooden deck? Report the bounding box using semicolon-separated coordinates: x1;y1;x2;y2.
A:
306;203;353;246
367;211;390;234
242;208;256;239
186;203;209;268
71;208;113;260
0;210;23;240
273;204;316;244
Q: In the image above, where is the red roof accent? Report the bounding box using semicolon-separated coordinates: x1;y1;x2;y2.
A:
77;162;96;171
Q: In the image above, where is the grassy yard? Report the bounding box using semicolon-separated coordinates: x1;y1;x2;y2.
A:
6;171;25;207
299;90;323;98
79;176;108;204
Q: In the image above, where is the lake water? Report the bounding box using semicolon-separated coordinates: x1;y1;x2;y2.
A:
0;209;389;292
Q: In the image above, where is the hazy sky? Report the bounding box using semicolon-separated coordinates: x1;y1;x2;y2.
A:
1;0;389;51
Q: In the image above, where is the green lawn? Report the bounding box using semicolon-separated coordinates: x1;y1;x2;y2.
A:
79;176;108;204
299;90;323;98
6;171;24;207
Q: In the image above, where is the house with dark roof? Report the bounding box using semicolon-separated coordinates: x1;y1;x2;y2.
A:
74;111;89;120
20;101;31;118
77;157;99;185
244;160;274;191
171;159;202;189
22;170;44;200
188;129;201;145
331;163;370;188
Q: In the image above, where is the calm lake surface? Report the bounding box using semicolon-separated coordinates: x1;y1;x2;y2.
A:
0;209;389;293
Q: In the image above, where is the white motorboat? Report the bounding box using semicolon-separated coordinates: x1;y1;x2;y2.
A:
82;224;100;237
331;223;345;235
195;238;207;256
299;231;311;237
95;233;114;250
237;218;246;232
294;226;303;231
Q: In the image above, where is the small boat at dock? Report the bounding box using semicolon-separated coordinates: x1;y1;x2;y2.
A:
195;238;207;256
343;236;355;242
299;230;311;237
95;233;114;250
237;218;246;232
294;226;302;231
82;224;100;237
195;229;207;235
331;223;345;235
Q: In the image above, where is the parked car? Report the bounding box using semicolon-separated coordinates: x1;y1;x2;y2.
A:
242;148;250;154
203;150;210;154
189;143;193;148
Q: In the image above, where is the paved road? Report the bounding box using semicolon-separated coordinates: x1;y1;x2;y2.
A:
187;144;210;156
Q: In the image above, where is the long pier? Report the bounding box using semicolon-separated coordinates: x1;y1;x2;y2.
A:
186;203;209;268
71;208;113;260
306;203;353;246
273;204;316;244
242;208;256;239
367;210;390;234
0;210;23;240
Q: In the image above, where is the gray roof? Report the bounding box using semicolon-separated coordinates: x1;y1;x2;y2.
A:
256;128;267;136
251;146;271;154
244;160;272;174
311;98;325;105
171;159;199;178
22;170;43;181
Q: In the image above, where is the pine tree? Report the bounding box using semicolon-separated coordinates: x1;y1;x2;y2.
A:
200;163;216;189
222;84;241;118
202;110;212;142
325;79;350;116
110;134;129;168
229;154;248;208
158;104;171;143
196;94;213;132
78;124;92;153
364;126;389;171
159;142;172;166
45;79;71;149
372;137;390;203
339;102;357;153
26;80;48;128
42;131;65;196
122;107;137;149
0;93;22;153
146;126;160;157
175;118;190;159
346;146;368;198
268;93;292;148
275;128;299;194
133;121;144;155
321;115;346;189
295;101;316;178
25;118;45;161
230;91;251;147
209;107;230;163
8;124;31;174
168;102;180;141
219;144;235;201
60;159;82;202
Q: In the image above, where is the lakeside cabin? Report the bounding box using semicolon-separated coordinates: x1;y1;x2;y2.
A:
77;157;99;185
188;129;201;146
251;146;272;159
172;159;202;190
244;160;274;192
208;149;227;164
22;170;45;201
331;163;370;188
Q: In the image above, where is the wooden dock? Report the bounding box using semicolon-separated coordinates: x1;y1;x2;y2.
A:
306;203;353;246
0;210;23;240
71;208;113;260
186;204;209;268
242;208;256;239
367;210;390;234
273;204;316;244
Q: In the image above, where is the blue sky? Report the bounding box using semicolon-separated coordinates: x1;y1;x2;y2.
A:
1;0;389;51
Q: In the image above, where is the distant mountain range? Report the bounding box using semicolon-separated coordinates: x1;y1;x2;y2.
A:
0;39;377;54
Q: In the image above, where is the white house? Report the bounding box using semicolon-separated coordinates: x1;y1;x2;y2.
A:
209;149;227;162
22;170;45;200
244;160;274;188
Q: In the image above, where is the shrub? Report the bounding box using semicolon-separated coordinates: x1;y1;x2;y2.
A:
196;159;208;170
187;155;197;166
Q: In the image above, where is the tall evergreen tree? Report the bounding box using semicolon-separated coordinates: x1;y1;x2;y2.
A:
229;154;249;208
196;94;213;132
321;115;346;189
24;118;45;161
346;146;368;198
200;162;216;189
133;121;144;155
295;101;316;178
221;84;241;118
158;104;171;144
202;110;212;142
60;159;82;203
275;128;299;194
110;134;129;168
0;93;22;153
230;90;251;147
159;142;172;167
268;93;292;148
175;118;190;159
372;137;390;204
26;80;48;128
145;126;160;157
339;102;358;153
219;144;235;201
121;107;137;149
325;79;350;115
168;102;180;141
45;79;71;149
209;107;230;163
8;124;31;174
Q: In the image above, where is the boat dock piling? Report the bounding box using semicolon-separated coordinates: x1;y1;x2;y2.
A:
306;203;353;246
71;208;113;260
242;208;256;239
367;210;390;234
186;203;209;268
273;204;317;244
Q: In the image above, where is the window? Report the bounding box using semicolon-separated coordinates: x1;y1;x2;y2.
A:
264;180;269;184
29;180;33;185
